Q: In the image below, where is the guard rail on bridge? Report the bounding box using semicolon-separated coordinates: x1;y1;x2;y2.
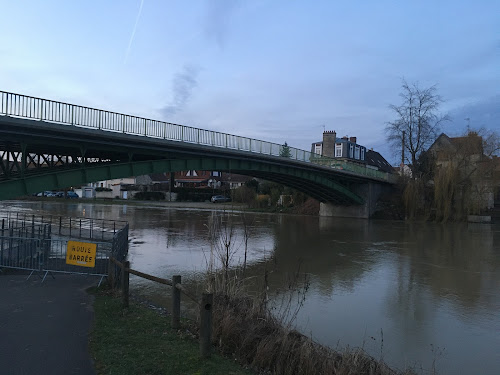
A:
0;91;396;183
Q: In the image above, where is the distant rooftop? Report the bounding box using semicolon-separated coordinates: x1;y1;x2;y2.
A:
365;150;394;173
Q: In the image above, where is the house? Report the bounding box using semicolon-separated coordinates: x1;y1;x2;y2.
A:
311;131;365;161
174;170;252;189
365;149;394;173
174;170;214;188
311;131;367;163
85;177;137;199
428;133;483;167
311;131;395;174
394;163;413;178
220;173;253;189
426;132;496;210
83;169;253;198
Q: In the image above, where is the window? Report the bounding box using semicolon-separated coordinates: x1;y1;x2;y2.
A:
314;144;322;155
355;145;360;159
335;144;342;157
361;148;365;160
212;171;220;177
349;144;354;158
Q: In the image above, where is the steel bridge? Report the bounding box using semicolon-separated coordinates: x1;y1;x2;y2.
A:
0;91;396;205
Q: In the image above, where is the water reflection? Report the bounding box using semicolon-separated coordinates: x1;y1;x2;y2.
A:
1;201;499;374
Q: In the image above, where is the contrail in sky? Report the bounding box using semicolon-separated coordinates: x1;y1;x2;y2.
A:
124;0;144;64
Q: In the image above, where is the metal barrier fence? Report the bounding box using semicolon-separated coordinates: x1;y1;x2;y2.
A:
0;212;128;284
0;90;396;182
0;212;126;241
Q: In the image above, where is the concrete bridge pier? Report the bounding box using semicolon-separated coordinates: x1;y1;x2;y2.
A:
319;182;389;219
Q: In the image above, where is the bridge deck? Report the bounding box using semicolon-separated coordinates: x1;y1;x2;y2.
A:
0;91;396;204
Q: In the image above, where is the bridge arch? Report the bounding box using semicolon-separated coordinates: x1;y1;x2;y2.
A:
0;157;364;204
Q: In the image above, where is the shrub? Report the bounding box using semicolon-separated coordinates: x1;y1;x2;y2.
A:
133;191;165;201
256;195;270;208
232;186;256;205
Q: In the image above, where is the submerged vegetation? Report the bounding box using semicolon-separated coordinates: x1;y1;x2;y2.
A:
203;209;416;375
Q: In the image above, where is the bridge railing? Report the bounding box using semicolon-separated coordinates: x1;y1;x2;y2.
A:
0;91;396;182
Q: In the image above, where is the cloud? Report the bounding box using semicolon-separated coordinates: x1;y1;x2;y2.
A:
162;65;200;116
446;95;500;135
203;0;240;48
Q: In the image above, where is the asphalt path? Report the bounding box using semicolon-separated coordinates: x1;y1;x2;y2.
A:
0;273;97;375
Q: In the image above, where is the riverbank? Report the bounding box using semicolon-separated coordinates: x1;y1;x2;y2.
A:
89;287;254;375
22;196;320;216
90;286;415;375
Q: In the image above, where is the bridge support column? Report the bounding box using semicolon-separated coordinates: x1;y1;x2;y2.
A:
319;182;385;219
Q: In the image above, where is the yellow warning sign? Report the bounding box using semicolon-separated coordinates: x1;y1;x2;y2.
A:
66;241;97;268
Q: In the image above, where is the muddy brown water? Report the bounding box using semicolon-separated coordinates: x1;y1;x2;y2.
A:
2;200;499;374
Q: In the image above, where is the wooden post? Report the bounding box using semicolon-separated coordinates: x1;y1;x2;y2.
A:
171;275;181;329
122;260;130;308
108;258;115;289
200;293;213;358
1;219;4;262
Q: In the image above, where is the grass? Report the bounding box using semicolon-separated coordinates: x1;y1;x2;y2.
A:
89;289;254;375
211;294;414;375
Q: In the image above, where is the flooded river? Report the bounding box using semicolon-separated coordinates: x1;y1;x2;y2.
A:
2;200;499;374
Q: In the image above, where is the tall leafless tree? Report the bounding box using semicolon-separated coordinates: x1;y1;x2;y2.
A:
386;79;449;177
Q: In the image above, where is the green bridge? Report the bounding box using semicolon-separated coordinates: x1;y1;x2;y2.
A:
0;91;396;214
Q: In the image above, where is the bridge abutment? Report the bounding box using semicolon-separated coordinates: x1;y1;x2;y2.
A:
319;182;388;219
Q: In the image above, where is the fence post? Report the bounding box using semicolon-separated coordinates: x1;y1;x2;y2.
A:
1;219;4;262
200;293;213;358
108;257;115;289
172;275;181;329
122;260;130;308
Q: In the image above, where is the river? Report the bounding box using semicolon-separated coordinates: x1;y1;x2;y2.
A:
2;200;499;375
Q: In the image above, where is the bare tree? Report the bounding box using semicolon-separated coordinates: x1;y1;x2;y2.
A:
386;79;449;177
479;127;500;157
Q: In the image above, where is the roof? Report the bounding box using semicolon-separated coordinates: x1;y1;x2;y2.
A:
149;173;171;182
365;150;394;173
220;173;252;183
428;132;484;159
175;178;209;183
450;134;483;154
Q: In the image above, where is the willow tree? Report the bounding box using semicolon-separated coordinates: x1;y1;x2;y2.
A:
433;129;500;221
386;79;449;178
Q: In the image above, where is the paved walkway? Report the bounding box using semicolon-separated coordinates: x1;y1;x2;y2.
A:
0;273;97;375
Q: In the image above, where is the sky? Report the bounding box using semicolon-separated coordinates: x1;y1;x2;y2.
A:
1;0;498;164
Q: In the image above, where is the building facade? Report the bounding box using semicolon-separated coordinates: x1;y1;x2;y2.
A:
311;131;367;163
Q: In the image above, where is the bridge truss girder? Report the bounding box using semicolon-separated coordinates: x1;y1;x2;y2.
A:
0;155;364;205
0;116;372;204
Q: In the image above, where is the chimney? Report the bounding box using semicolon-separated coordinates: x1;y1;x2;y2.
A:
349;136;357;143
322;130;336;158
342;136;348;140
